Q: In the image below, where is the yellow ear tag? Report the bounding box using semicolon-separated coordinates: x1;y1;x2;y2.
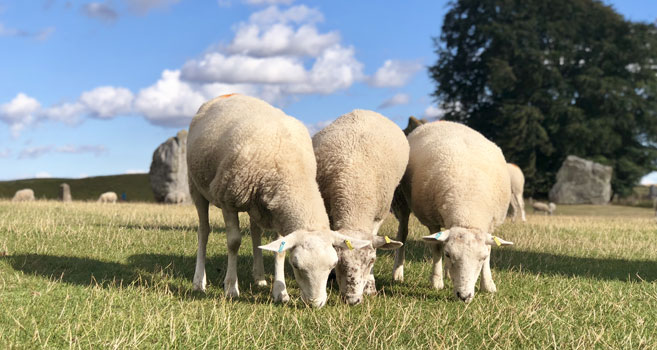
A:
344;240;354;250
384;236;391;244
493;236;502;247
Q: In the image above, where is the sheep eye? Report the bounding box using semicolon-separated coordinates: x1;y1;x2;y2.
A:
291;261;299;269
444;252;451;259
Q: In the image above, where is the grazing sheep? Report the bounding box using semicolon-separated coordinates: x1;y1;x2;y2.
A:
164;191;186;204
392;121;513;303
12;189;35;202
313;110;406;305
97;192;118;203
530;198;556;215
507;163;526;222
187;94;370;308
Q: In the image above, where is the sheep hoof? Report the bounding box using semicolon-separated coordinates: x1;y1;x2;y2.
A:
392;265;404;282
254;279;268;288
224;280;240;299
192;280;206;292
273;290;290;303
431;275;444;290
481;282;497;293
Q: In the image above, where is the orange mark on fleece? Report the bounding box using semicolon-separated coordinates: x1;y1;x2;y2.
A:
219;93;239;98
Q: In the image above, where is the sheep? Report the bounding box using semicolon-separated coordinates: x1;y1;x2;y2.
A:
530;198;556;215
507;163;526;222
186;94;370;308
97;192;118;203
313;109;406;305
12;189;35;202
392;120;513;303
164;191;185;204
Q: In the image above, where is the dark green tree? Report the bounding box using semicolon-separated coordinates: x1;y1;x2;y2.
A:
430;0;657;196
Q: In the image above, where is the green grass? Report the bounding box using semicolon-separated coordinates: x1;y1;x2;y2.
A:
0;174;154;202
1;201;656;349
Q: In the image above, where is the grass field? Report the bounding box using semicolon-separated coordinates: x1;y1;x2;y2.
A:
1;201;656;349
0;174;153;202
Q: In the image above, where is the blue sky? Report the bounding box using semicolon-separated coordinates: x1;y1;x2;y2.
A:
1;0;656;184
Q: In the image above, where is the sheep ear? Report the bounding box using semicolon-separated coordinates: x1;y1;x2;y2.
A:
485;234;513;247
259;233;298;253
372;235;403;250
331;232;371;250
422;230;450;243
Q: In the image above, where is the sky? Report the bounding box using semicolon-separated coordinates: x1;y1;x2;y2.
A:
1;0;657;184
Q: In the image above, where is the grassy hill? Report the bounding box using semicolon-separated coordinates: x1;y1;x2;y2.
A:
0;174;155;202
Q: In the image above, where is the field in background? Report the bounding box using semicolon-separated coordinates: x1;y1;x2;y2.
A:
1;201;656;348
0;174;154;202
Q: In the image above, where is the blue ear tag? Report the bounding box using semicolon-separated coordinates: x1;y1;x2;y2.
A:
435;231;443;240
278;241;286;253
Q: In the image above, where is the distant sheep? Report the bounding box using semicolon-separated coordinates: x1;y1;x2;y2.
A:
530;198;556;215
187;94;369;308
507;163;526;222
393;121;513;303
313;109;406;305
12;189;35;202
97;192;118;203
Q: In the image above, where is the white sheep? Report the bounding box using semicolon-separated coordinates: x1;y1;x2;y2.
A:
187;94;370;308
97;192;118;203
507;163;526;222
530;199;556;215
392;121;513;303
12;188;35;202
313;109;406;305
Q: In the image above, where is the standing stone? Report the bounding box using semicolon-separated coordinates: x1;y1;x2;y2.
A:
149;130;191;203
59;183;72;202
549;155;613;205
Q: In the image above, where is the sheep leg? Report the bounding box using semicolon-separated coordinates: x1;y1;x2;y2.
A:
430;242;445;290
192;189;210;292
392;201;410;282
272;234;290;303
223;209;241;299
509;195;518;222
517;194;526;222
364;266;377;296
480;245;497;293
250;219;267;287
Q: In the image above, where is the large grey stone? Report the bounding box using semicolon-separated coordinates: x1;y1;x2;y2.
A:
649;185;657;199
549;155;612;205
59;183;72;202
149;130;191;204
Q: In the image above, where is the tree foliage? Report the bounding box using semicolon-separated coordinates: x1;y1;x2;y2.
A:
430;0;657;196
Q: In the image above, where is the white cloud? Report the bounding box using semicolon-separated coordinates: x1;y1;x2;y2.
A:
35;171;52;178
19;144;107;159
0;93;41;137
81;3;119;22
42;102;86;124
181;53;307;84
248;5;323;26
286;45;363;95
79;86;134;118
244;0;295;6
378;93;410;109
423;105;444;119
124;169;147;174
134;69;257;127
369;59;423;87
0;22;55;41
228;23;339;57
306;119;332;135
124;0;180;14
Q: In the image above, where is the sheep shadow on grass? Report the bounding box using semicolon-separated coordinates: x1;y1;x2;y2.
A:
1;252;291;303
396;239;657;282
